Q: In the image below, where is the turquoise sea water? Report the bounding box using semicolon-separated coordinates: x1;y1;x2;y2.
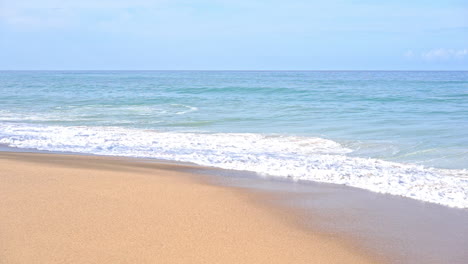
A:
1;71;467;207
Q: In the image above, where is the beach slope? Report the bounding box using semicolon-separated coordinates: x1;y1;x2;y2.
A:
0;152;377;263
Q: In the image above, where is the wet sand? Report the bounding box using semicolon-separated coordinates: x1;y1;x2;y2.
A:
0;152;379;264
193;166;468;264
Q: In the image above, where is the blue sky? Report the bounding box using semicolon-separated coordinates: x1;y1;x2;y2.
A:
0;0;467;70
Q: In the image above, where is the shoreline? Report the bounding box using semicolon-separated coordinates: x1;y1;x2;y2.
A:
0;151;381;263
1;122;466;209
197;165;468;264
1;149;468;263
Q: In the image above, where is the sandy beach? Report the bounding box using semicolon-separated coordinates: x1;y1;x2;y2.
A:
0;152;379;264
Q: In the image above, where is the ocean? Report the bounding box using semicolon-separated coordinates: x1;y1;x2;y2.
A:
1;71;467;208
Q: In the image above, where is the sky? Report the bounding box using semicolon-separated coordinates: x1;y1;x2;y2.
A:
0;0;467;70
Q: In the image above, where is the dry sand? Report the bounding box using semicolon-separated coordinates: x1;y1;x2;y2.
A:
0;152;379;263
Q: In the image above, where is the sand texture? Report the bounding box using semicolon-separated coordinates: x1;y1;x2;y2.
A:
0;152;378;263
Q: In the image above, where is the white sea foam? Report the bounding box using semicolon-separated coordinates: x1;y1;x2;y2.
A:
1;122;467;208
0;104;198;122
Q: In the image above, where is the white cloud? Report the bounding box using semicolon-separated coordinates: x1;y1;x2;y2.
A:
404;50;415;58
0;7;74;28
0;0;167;28
421;48;468;60
0;0;162;9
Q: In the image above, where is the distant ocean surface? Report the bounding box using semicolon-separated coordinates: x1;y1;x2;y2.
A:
1;71;467;208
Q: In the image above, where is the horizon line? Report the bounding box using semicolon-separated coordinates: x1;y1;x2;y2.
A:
1;69;468;72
